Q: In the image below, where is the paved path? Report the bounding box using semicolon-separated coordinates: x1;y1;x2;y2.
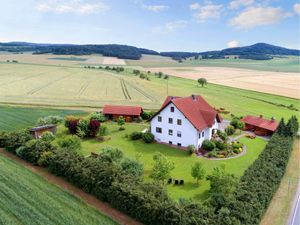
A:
289;182;300;225
0;149;143;225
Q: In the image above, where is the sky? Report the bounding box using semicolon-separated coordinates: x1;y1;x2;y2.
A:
0;0;299;51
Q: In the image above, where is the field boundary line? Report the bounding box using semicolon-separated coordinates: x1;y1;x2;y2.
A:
0;148;143;225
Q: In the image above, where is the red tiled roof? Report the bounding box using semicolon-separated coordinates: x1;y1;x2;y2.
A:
103;105;143;116
157;95;221;131
241;115;278;132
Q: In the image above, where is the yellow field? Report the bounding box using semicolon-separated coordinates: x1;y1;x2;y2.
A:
0;63;162;109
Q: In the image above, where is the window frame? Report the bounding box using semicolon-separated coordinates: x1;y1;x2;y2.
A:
168;129;173;136
158;116;162;122
170;106;174;112
156;127;162;133
168;118;173;124
177;119;182;125
177;131;182;137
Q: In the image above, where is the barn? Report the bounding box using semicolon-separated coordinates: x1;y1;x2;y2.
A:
29;124;57;139
103;105;143;122
241;115;278;136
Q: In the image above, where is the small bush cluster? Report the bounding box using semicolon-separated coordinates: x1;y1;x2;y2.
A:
65;116;100;138
37;115;63;126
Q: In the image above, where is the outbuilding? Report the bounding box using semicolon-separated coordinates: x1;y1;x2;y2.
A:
103;105;143;122
29;124;57;139
241;115;278;136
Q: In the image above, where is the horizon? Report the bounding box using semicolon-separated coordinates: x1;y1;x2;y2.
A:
1;0;299;52
1;40;300;52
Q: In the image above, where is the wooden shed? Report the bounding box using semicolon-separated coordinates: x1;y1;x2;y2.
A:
103;105;143;122
241;115;278;136
29;124;57;139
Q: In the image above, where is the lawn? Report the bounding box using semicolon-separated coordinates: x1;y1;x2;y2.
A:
0;105;84;131
0;154;117;225
57;122;267;201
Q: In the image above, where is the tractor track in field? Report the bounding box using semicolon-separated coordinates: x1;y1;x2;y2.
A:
27;74;72;95
125;81;157;102
77;78;93;99
0;149;143;225
120;79;131;100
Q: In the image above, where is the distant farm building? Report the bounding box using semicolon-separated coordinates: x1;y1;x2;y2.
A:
29;124;57;139
103;105;143;122
241;115;278;136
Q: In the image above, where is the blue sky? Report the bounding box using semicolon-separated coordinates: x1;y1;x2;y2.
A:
0;0;299;51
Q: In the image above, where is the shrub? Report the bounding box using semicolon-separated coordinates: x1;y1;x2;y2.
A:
213;140;227;150
142;132;154;143
2;130;32;153
207;150;217;158
121;158;144;177
89;119;100;137
225;125;235;135
217;130;227;141
119;126;125;131
130;131;143;140
41;131;55;142
65;115;80;134
230;119;245;130
37;151;53;167
98;125;109;136
89;112;106;122
141;111;155;120
201;140;216;151
37;116;63;125
187;145;196;154
77;119;89;136
57;136;81;151
118;116;125;130
100;147;124;162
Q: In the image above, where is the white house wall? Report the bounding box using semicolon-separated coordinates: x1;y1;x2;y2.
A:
150;103;198;148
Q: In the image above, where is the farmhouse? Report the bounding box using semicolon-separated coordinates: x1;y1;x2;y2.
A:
29;124;57;139
241;115;278;136
150;95;222;148
103;105;143;122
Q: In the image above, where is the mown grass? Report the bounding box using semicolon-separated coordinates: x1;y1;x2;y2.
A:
0;105;84;131
0;154;118;225
57;122;267;201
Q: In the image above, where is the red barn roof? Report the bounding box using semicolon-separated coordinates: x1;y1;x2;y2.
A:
154;95;222;131
241;115;278;132
103;105;143;116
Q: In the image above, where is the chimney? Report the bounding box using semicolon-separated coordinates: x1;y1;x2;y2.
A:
259;115;263;119
271;116;275;121
191;94;196;101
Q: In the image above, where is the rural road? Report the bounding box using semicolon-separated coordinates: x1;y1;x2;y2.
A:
289;182;300;225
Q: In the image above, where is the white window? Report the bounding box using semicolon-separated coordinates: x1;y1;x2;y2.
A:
156;127;162;133
177;119;182;125
168;129;173;136
177;131;182;137
177;143;182;147
202;131;204;137
158;116;162;122
169;141;172;145
170;106;174;112
168;118;173;124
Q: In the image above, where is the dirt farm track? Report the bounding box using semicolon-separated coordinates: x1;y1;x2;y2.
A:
147;66;300;99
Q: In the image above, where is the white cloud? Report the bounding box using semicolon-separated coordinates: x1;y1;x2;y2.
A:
294;3;300;15
227;40;239;48
190;2;223;23
229;0;254;10
230;7;290;29
153;20;188;33
36;0;110;15
142;4;169;12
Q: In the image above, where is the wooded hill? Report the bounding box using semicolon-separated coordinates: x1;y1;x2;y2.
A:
0;42;299;60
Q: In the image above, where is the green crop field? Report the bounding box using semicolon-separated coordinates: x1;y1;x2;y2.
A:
55;122;267;200
0;154;117;225
0;62;298;122
0;105;84;131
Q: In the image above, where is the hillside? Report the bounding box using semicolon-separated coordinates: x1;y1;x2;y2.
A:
0;42;299;60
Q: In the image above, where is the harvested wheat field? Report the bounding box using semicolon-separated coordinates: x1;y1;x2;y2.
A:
147;67;300;99
102;56;126;65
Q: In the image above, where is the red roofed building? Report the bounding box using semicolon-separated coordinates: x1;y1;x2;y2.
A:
241;115;278;136
150;95;222;149
103;105;143;122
